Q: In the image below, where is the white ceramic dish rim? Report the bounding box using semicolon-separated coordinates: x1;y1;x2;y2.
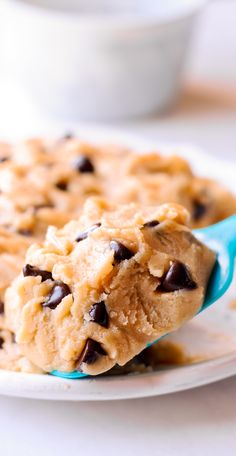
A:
0;124;235;401
1;351;236;401
5;0;207;29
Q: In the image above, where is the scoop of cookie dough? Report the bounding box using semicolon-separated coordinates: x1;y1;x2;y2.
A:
5;198;215;375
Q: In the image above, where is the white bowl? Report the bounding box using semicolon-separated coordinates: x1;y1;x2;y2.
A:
2;0;206;120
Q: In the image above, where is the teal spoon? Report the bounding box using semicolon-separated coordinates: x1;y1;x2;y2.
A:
52;214;236;380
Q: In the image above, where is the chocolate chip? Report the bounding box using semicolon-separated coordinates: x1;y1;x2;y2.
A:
0;157;9;163
23;264;53;282
0;336;4;349
89;301;109;328
76;338;107;370
193;201;207;221
56;180;68;191
11;333;16;344
43;281;71;310
0;300;4;314
161;261;197;292
142;220;160;228
110;241;134;262
18;229;32;237
73;156;94;173
75;223;101;242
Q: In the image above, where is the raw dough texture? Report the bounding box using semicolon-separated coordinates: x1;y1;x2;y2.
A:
0;137;235;240
5;198;215;375
0;327;43;373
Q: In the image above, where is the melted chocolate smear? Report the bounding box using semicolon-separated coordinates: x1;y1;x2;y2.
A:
75;223;101;242
76;338;107;371
89;301;109;328
161;260;197;292
43;281;71;310
23;264;53;282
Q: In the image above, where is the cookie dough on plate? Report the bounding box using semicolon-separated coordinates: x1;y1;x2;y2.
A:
5;198;215;375
0;137;235;239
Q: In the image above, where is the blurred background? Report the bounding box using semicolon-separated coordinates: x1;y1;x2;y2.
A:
0;0;236;160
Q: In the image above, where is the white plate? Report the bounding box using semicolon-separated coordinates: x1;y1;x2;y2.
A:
1;125;236;401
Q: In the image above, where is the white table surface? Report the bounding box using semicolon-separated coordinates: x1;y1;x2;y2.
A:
0;2;236;455
1;376;236;456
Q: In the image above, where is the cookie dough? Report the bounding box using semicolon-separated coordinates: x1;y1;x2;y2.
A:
5;198;215;375
0;136;235;240
0;326;43;373
0;134;234;375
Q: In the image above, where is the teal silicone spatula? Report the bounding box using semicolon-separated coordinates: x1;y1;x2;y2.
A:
52;214;236;380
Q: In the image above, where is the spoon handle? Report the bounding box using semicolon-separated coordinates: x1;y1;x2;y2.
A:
207;214;236;251
195;214;236;252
